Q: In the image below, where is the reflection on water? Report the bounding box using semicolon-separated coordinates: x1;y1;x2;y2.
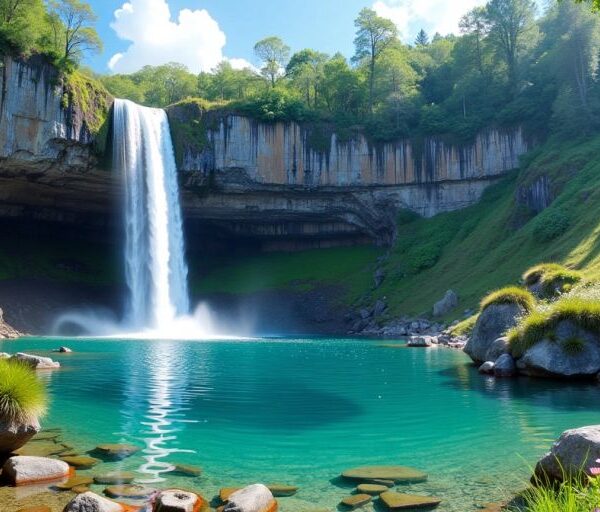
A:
3;338;600;512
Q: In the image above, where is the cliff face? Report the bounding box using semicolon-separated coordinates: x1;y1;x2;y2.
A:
0;59;532;248
180;114;527;190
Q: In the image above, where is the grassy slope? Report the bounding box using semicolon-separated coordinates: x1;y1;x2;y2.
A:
195;134;600;318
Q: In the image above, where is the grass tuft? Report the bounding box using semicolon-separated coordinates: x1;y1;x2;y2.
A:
523;263;583;297
448;314;479;337
480;286;536;313
509;297;600;357
0;360;47;425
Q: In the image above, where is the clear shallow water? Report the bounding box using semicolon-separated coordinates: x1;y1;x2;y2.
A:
2;337;600;511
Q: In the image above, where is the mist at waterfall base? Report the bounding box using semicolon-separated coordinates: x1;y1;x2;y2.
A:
54;99;246;339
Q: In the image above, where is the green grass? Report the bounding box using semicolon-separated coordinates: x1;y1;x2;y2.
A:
191;246;380;303
0;360;47;424
508;296;600;357
480;286;536;312
448;314;479;337
523;263;583;297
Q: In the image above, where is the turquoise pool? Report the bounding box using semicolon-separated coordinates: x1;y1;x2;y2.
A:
2;337;600;511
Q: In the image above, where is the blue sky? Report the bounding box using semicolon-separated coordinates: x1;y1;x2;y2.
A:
85;0;486;74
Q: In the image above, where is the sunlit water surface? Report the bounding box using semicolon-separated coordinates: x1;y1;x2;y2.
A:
2;337;600;511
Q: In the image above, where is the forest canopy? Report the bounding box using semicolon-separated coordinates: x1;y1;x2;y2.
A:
1;0;600;142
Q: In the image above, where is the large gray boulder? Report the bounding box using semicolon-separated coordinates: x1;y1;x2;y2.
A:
494;354;517;377
223;484;276;512
464;303;524;363
534;425;600;483
433;290;458;317
0;417;40;454
2;455;70;485
517;321;600;378
11;352;60;369
63;491;124;512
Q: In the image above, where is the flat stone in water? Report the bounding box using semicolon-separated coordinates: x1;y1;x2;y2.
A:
267;483;299;497
94;471;136;485
94;443;140;459
60;455;100;468
341;494;372;509
342;466;428;484
14;441;70;457
71;485;91;494
169;463;202;477
55;475;94;490
379;491;442;510
104;484;156;500
357;483;389;495
30;432;61;442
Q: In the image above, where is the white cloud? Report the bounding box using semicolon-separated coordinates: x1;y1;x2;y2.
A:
373;0;487;42
108;0;245;74
227;58;255;71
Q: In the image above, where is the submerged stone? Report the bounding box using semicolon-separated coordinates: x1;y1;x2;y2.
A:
60;455;100;468
169;463;202;477
357;483;388;495
55;475;94;490
340;494;371;509
94;443;140;459
14;441;69;457
342;466;427;484
267;484;298;497
30;431;61;442
94;471;136;485
379;491;442;510
104;484;156;499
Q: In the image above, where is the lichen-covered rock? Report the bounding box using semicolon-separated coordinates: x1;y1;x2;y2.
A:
534;425;600;483
517;321;600;378
486;337;510;361
63;491;124;512
464;304;525;363
2;455;70;485
433;290;458;317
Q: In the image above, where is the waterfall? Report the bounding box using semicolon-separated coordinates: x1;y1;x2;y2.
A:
112;99;190;330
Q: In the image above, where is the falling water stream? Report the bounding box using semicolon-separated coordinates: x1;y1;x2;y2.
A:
112;99;190;329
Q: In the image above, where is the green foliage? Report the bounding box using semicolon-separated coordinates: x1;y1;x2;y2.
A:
0;359;47;424
254;36;290;87
231;87;309;122
449;314;479;337
532;208;571;242
480;286;536;312
519;469;600;512
509;297;600;357
561;336;586;355
523;263;583;296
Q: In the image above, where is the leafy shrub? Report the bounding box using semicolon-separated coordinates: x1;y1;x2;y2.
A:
509;297;600;357
480;286;536;313
532;208;570;243
0;360;47;424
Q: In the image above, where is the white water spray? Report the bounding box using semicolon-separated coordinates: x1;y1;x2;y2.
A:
113;99;190;330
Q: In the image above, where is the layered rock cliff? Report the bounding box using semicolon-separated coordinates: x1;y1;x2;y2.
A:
0;57;532;248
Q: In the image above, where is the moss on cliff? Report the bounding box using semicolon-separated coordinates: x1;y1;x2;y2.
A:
63;71;113;155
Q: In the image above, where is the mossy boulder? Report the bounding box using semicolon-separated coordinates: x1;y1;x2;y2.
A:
523;263;582;298
464;303;526;364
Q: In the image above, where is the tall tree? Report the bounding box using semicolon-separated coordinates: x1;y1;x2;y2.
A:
484;0;537;93
415;29;430;46
254;36;290;87
353;7;398;113
286;49;328;106
48;0;101;64
0;0;48;54
459;7;490;77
